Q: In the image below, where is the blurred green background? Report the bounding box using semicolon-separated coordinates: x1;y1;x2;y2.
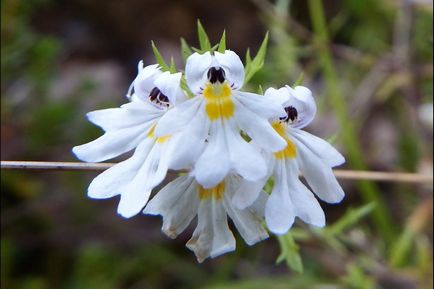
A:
1;0;433;288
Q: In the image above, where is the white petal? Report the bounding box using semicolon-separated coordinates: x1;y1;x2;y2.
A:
154;71;183;105
186;199;236;263
86;102;161;132
233;97;286;152
168;102;208;170
285;85;316;129
235;91;287;119
224;179;268;245
232;177;267;210
291;129;345;167
225;120;267;182
87;139;154;199
185;52;213;93
214;50;244;89
116;141;168;218
144;175;199;238
294;138;345;203
154;97;202;137
265;162;296;234
286;160;325;227
192;122;230;188
72;123;151;162
132;63;161;100
264;87;290;107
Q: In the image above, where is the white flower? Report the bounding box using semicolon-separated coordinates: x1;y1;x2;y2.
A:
144;174;269;263
72;62;186;218
233;85;345;234
154;50;288;189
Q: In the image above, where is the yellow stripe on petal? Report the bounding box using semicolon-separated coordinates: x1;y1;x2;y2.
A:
147;124;171;144
272;122;297;159
203;83;234;121
197;181;225;200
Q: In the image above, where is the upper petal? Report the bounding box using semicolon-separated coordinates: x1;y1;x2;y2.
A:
129;62;161;101
185;52;213;94
214;50;245;89
285;85;316;129
154;71;184;105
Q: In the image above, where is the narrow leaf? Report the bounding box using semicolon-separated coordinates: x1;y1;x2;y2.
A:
217;30;226;53
276;232;304;273
151;41;169;71
180;38;193;62
244;32;269;83
169;57;177;73
293;72;304;86
197;20;211;51
326;203;376;236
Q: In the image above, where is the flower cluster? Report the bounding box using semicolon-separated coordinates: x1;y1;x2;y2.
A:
73;48;345;262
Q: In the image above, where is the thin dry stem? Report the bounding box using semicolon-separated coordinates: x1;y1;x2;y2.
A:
1;161;432;184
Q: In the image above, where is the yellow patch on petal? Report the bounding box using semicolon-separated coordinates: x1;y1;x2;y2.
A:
203;82;234;121
197;181;225;200
272;121;297;159
147;124;171;144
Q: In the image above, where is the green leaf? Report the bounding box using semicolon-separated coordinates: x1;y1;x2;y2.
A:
276;232;303;273
197;20;211;51
180;38;193;62
151;41;169;71
244;32;269;84
217;30;226;53
326;203;376;236
169;57;177;73
293;72;304;86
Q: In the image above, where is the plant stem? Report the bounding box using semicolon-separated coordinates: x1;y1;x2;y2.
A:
308;0;397;244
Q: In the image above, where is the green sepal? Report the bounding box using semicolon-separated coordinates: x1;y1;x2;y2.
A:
244;32;269;84
197;20;211;51
151;41;169;71
217;30;226;53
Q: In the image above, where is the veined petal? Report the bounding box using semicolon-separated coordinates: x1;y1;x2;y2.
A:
87;139;154;199
72;123;151;162
154;71;183;105
214;50;244;89
186;198;236;263
185;52;213;94
223;179;268;245
265;162;296;234
285;85;316;129
236;91;287;119
291;129;345;167
293;138;345;203
233;97;286;152
193;121;230;188
144;175;199;238
286;160;325;227
155;97;202;137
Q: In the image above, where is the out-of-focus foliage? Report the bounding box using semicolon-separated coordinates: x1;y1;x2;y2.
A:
1;0;432;289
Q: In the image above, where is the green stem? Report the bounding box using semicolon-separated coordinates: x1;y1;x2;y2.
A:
307;0;396;244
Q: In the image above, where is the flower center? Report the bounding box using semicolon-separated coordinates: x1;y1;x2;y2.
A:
197;181;225;200
202;81;234;121
272;121;297;159
280;106;298;123
207;67;226;84
149;87;170;108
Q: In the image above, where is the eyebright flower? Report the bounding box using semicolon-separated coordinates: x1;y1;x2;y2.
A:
144;174;269;263
154;50;288;188
72;62;188;218
233;85;345;234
